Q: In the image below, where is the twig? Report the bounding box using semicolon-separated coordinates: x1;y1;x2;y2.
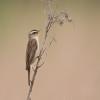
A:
26;0;72;100
26;51;42;100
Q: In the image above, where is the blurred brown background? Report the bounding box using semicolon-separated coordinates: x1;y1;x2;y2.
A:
0;0;100;100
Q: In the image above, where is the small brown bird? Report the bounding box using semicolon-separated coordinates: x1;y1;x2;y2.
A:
26;29;39;86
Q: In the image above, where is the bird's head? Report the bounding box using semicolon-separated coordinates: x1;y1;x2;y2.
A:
28;29;39;38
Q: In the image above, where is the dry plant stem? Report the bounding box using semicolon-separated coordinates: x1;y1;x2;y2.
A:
27;21;52;100
26;52;42;100
26;26;52;100
26;67;38;100
45;16;53;40
26;1;72;99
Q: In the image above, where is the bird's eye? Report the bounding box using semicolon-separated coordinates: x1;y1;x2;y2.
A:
33;32;37;34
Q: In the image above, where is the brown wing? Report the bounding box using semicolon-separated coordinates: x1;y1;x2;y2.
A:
26;39;37;70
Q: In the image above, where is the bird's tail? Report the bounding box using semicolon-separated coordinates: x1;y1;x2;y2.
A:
28;68;30;86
